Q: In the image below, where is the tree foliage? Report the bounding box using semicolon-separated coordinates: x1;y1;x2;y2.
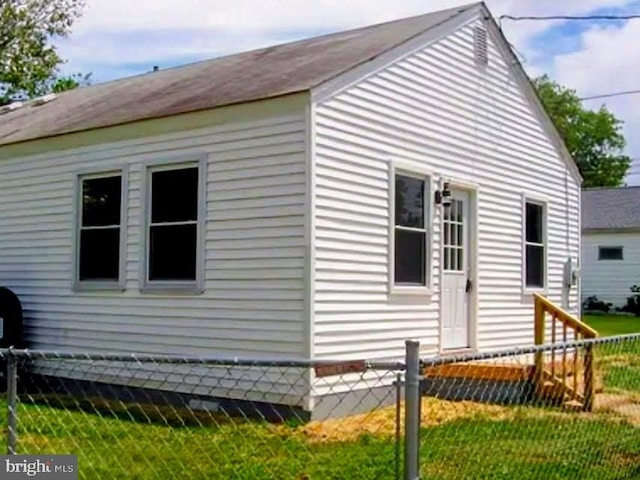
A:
533;75;631;188
0;0;87;104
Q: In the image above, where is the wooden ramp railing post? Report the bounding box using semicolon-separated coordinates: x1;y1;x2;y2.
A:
583;344;595;411
533;297;545;396
532;293;598;411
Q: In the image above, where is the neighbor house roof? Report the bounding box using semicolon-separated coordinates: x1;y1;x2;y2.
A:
582;186;640;231
0;3;480;147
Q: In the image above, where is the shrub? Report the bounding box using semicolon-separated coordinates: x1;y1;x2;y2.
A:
621;285;640;317
582;295;612;313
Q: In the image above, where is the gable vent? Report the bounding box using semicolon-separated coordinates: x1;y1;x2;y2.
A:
474;26;488;67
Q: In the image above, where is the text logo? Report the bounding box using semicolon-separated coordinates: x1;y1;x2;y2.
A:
1;455;77;479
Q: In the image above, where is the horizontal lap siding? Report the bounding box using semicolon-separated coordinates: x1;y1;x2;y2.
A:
581;232;640;307
313;20;580;360
0;112;307;360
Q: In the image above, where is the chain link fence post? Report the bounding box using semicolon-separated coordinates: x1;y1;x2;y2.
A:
404;340;420;480
6;348;18;455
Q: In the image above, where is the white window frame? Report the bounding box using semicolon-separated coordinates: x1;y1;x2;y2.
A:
140;156;206;294
72;168;128;292
388;162;433;296
598;246;624;261
522;195;548;293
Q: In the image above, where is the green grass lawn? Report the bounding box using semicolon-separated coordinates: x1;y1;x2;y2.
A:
579;314;640;394
583;315;640;337
2;399;639;479
421;414;640;480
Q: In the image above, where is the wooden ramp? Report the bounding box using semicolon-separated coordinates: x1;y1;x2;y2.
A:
423;363;533;382
422;359;602;410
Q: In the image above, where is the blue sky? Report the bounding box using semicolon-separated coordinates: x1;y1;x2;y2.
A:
55;0;640;185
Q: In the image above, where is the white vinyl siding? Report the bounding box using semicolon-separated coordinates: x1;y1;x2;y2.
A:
581;232;640;307
312;18;581;360
0;108;308;360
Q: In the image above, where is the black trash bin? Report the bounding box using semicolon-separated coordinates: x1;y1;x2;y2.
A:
0;287;24;349
0;287;24;392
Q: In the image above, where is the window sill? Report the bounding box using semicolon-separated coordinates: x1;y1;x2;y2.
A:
73;281;125;293
439;347;477;357
389;286;435;299
522;287;548;296
141;282;204;296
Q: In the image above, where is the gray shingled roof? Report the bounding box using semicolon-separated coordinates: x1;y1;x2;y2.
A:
0;3;479;147
582;187;640;231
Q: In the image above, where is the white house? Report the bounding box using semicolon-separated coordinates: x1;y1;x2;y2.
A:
581;187;640;309
0;2;582;417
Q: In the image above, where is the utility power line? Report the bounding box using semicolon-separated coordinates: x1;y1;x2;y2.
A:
579;89;640;101
499;14;640;22
496;12;640;60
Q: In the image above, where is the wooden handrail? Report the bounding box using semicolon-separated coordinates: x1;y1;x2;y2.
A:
533;293;599;411
533;293;598;339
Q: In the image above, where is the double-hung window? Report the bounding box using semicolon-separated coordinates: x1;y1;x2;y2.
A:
144;161;204;291
76;172;125;288
524;200;546;290
393;172;429;288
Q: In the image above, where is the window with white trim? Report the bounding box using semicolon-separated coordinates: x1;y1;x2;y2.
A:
598;246;623;261
524;200;546;289
393;173;428;286
77;173;124;284
146;163;202;286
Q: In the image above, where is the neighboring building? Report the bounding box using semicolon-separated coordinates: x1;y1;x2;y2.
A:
581;187;640;309
0;2;582;417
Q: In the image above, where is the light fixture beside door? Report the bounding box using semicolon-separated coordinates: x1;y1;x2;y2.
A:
434;178;452;210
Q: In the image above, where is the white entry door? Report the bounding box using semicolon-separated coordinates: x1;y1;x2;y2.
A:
441;190;471;350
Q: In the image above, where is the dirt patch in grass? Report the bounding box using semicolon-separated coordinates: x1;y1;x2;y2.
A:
596;393;640;426
283;393;637;444
286;398;524;443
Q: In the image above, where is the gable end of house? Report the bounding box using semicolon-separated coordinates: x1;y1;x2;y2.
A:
311;3;582;185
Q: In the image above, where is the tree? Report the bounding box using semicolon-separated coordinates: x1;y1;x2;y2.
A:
49;72;92;93
0;0;88;105
533;75;631;188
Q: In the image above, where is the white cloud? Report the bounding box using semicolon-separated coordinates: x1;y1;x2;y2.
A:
551;17;640;184
72;0;629;34
554;21;640;95
62;0;632;69
58;0;637;82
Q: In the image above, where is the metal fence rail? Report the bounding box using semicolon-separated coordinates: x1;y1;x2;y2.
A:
0;332;638;479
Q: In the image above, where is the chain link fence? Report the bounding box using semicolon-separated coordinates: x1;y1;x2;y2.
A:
1;349;405;479
0;332;638;479
409;333;640;480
